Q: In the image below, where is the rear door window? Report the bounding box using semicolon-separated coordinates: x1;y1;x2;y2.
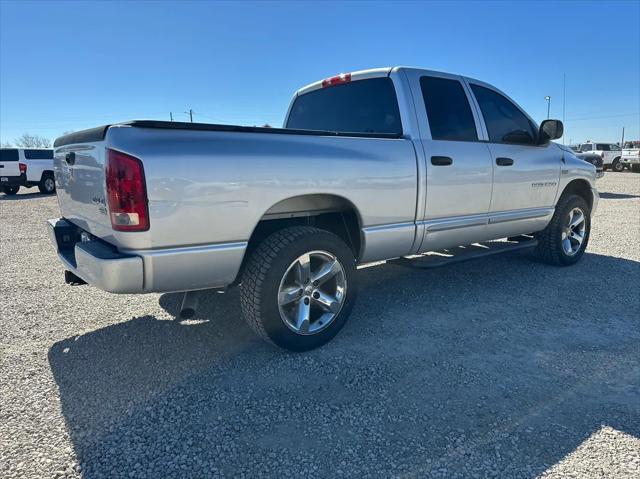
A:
0;149;19;161
420;76;478;141
596;144;610;151
286;77;402;135
471;84;537;145
24;149;54;159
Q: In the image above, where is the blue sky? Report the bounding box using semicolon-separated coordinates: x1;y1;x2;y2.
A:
1;0;638;145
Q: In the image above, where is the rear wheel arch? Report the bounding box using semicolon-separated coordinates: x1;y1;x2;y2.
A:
236;194;363;284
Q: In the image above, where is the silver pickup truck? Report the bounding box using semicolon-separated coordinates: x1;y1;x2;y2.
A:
49;67;598;351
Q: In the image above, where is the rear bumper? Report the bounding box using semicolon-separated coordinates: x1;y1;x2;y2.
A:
47;218;247;294
0;174;26;187
621;157;639;165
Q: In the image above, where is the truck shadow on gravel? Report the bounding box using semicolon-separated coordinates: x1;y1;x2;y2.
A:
0;191;51;201
48;252;640;478
598;191;640;199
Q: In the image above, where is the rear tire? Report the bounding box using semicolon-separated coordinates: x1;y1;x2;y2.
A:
2;185;19;195
38;173;56;194
240;226;357;351
533;194;590;266
612;158;623;172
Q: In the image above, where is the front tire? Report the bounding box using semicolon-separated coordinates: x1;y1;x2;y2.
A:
533;194;590;266
2;185;19;195
240;226;357;351
39;173;56;194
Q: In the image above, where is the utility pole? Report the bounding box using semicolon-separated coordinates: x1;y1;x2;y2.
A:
545;96;551;119
621;127;625;148
185;109;193;123
170;112;173;122
562;73;566;144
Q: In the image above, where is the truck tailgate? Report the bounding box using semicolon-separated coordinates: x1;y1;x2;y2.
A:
54;142;113;240
0;148;21;178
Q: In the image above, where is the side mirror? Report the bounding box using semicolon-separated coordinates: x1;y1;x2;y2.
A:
539;119;563;144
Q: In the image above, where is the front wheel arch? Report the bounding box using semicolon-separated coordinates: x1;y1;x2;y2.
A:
558;179;593;211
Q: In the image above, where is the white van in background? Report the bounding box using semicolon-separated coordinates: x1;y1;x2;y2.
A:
578;142;623;171
0;148;56;195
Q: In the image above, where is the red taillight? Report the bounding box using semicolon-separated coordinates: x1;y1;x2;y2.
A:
105;148;149;232
19;163;27;174
321;73;351;88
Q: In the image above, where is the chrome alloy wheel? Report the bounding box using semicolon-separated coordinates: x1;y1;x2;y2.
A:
277;250;347;335
562;207;586;256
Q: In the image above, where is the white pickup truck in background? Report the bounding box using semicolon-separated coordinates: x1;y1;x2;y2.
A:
578;142;623;171
0;148;56;195
621;141;640;172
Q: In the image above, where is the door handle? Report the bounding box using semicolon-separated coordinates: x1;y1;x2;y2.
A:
0;165;4;168
65;152;76;165
431;156;453;166
496;157;514;166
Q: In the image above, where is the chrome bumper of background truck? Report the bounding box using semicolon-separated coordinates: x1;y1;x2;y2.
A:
47;218;246;294
621;157;639;165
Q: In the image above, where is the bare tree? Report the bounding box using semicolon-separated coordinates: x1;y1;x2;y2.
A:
261;123;273;128
13;133;52;148
1;141;13;148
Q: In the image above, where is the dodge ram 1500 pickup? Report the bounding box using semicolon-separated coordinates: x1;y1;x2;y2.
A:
48;67;598;351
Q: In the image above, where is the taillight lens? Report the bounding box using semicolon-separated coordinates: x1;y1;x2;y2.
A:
19;163;27;174
105;148;149;232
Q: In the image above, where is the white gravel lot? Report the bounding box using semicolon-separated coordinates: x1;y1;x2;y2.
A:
1;172;639;478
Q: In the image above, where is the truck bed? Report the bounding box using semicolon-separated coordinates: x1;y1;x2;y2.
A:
53;119;419;257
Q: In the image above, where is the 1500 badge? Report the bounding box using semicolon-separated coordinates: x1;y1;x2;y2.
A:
532;181;557;188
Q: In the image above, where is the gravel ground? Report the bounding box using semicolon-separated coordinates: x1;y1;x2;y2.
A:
1;173;639;479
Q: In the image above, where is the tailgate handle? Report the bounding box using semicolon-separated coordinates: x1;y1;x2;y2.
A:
496;157;514;166
431;156;453;166
65;152;76;165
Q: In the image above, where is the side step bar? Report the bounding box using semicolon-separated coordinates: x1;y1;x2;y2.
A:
390;236;538;270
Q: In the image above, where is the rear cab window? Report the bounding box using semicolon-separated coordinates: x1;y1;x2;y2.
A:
420;76;477;141
286;77;402;135
24;149;54;159
0;149;19;161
